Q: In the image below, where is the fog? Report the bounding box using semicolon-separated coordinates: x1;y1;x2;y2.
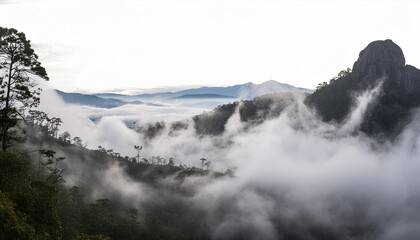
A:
35;82;420;239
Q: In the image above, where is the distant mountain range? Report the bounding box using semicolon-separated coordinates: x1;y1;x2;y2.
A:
172;94;236;99
55;90;161;108
56;81;312;108
95;80;312;100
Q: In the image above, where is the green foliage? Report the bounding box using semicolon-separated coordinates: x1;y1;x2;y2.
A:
0;126;226;240
73;234;110;240
28;181;62;239
58;186;82;240
78;199;142;240
316;68;352;91
0;151;62;239
0;193;37;240
0;151;32;195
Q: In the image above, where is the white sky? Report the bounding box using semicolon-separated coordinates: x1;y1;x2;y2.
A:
1;0;419;93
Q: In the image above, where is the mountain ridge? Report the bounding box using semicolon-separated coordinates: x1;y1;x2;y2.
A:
94;80;312;100
173;94;237;99
55;90;162;108
307;39;420;137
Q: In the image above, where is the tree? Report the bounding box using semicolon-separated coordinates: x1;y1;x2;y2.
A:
204;161;211;170
134;145;142;163
73;136;85;147
59;131;71;143
0;27;48;151
199;158;207;170
48;117;63;138
316;81;328;91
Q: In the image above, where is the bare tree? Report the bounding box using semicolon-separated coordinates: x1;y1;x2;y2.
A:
134;145;143;163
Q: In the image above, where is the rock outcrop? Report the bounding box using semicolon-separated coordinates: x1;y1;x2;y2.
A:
353;39;405;80
307;40;420;137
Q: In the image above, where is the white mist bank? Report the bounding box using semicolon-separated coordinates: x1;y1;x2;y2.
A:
37;81;420;239
37;83;208;156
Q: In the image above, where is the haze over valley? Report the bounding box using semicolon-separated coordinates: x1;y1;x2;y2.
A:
7;39;417;239
2;1;420;240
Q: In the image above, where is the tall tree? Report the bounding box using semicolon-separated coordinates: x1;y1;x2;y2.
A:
0;27;48;151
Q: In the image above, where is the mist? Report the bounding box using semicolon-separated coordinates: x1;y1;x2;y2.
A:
34;82;420;239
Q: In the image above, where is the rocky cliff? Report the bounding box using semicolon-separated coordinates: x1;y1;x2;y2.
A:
307;39;420;137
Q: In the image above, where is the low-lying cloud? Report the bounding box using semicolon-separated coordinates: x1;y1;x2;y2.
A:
36;82;420;239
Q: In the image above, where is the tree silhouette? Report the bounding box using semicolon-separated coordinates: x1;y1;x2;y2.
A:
134;145;143;163
200;158;207;170
0;27;48;151
204;161;211;170
59;131;71;143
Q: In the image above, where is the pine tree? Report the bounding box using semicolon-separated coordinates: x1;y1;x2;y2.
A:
0;27;48;151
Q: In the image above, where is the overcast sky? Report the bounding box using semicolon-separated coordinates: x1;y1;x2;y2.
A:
1;0;419;93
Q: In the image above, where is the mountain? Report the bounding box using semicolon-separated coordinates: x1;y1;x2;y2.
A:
307;39;420;137
94;92;128;99
192;40;420;138
94;80;312;100
56;90;127;108
192;93;299;135
55;90;161;108
173;94;236;99
236;80;312;99
168;80;311;99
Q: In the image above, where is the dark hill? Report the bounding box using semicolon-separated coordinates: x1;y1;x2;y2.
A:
56;90;130;108
56;90;162;108
307;39;420;137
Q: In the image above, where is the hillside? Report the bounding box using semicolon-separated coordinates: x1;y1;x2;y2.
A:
5;124;226;240
307;39;420;137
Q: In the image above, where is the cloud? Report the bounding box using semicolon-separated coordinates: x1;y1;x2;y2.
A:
35;81;420;239
36;83;210;157
188;85;420;239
